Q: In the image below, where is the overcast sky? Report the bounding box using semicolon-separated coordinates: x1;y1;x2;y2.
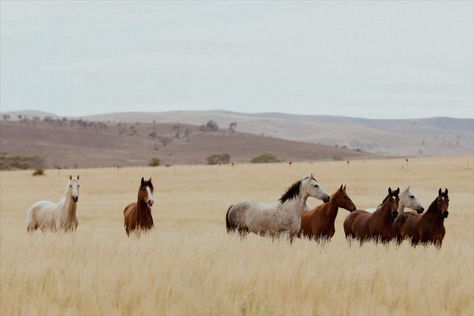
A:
1;1;473;118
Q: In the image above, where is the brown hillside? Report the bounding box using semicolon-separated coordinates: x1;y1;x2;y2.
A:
0;119;375;169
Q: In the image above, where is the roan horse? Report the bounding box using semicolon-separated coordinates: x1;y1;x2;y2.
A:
395;188;449;247
26;175;80;232
226;175;330;240
298;185;356;241
123;177;155;236
343;187;400;243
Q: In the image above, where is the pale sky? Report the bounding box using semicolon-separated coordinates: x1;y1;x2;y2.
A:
1;1;473;118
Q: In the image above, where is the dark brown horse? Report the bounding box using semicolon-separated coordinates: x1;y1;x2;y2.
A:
343;187;400;243
395;188;449;247
123;177;155;236
298;185;356;240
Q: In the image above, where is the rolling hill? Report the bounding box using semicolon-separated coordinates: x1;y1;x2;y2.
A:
76;110;473;157
0;118;374;169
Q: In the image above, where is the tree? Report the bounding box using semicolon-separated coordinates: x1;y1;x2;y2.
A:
2;114;10;121
250;152;281;163
205;120;219;132
207;153;231;165
148;157;160;167
228;122;237;133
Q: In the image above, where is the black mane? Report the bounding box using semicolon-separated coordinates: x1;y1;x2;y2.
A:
279;180;302;204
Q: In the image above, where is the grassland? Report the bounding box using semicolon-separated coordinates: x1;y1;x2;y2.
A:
0;156;473;315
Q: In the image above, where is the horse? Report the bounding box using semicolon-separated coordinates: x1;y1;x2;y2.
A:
394;188;449;247
364;186;424;215
26;175;80;232
298;185;356;241
225;174;330;240
343;187;400;243
123;177;155;236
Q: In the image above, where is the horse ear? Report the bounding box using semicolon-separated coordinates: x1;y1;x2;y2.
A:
148;177;152;182
395;187;400;195
438;188;442;195
388;187;392;195
69;175;72;180
77;175;80;180
340;184;343;190
141;177;145;185
343;185;346;190
444;188;448;195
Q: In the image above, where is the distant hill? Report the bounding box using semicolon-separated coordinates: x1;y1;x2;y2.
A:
0;119;373;169
78;110;474;157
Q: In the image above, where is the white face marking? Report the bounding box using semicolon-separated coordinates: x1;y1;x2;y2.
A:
146;186;154;205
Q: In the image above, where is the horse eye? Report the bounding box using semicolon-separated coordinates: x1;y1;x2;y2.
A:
314;184;319;188
69;185;72;188
410;195;415;199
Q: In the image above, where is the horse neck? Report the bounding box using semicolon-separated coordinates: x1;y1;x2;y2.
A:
135;196;150;216
60;191;76;219
397;201;405;213
422;200;444;224
322;195;339;221
375;203;392;223
282;192;308;214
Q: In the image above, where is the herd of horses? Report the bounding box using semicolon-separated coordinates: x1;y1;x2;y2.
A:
25;174;449;247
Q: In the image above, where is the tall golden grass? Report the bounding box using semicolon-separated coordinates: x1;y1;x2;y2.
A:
1;156;473;315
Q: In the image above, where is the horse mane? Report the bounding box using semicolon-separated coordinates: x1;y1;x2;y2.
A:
279;180;302;204
425;198;437;213
378;194;390;208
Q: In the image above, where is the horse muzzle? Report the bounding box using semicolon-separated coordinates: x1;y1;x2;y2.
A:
443;211;449;218
416;207;424;214
147;200;154;207
72;196;79;203
323;196;330;203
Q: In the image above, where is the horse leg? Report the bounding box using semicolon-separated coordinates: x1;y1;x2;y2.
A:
238;227;249;238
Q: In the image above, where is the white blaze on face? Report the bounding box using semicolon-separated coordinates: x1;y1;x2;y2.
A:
146;186;154;206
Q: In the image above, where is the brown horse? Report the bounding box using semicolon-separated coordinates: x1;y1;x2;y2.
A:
395;188;449;247
299;185;356;241
123;177;155;236
343;187;400;243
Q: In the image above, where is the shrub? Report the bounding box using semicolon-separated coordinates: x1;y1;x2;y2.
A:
0;152;45;170
207;153;231;165
332;154;344;161
250;152;281;164
32;168;45;176
148;157;160;167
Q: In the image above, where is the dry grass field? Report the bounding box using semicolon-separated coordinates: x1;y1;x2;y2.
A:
1;156;473;316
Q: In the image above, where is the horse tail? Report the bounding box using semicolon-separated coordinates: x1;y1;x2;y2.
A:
343;213;353;238
226;205;236;233
26;204;37;232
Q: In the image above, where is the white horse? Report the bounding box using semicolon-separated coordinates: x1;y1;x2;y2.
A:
26;175;80;232
365;186;424;215
225;175;330;239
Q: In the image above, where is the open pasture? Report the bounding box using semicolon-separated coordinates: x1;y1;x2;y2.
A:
1;156;473;315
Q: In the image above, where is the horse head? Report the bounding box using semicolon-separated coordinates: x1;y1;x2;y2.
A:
437;188;449;218
385;187;400;220
139;177;155;207
401;186;424;214
303;174;330;203
68;175;80;203
334;185;356;212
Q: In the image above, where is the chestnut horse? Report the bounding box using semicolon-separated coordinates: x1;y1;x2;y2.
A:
123;177;155;236
298;185;356;241
343;187;400;243
395;188;449;247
